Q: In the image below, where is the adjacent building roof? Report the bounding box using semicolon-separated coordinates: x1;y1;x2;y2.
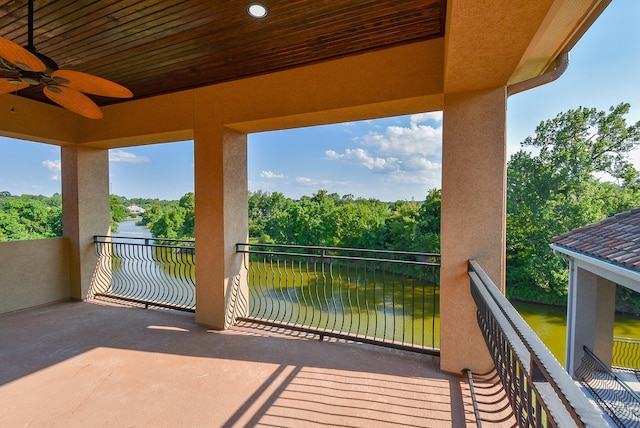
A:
551;208;640;271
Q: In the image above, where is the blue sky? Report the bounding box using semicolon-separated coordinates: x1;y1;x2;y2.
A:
1;0;638;201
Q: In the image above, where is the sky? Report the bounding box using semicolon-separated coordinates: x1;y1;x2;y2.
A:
0;0;638;202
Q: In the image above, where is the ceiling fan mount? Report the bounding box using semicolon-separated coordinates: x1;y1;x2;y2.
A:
0;0;132;119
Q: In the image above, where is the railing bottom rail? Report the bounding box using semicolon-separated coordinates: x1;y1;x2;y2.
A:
93;292;196;313
236;316;440;356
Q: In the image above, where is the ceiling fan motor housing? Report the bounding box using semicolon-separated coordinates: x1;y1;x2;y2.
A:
24;45;59;73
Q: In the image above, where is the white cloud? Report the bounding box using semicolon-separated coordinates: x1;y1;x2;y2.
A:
325;150;343;160
387;167;441;187
361;123;442;158
42;159;61;180
326;148;400;171
295;176;349;187
410;111;442;124
404;157;440;171
326;115;443;190
296;177;316;185
109;149;150;163
629;148;640;170
260;170;287;179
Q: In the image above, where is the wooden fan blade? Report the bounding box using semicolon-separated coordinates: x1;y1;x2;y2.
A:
52;70;132;98
0;78;29;94
0;36;46;72
43;85;103;119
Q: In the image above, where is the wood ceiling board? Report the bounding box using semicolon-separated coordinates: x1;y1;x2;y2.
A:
0;0;445;108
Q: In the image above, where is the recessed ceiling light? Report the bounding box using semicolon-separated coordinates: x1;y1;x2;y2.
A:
247;3;268;19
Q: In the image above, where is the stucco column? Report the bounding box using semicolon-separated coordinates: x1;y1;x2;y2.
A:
566;264;616;377
194;122;248;329
440;87;507;374
61;145;111;300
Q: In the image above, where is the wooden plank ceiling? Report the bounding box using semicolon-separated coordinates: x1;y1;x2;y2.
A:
0;0;445;107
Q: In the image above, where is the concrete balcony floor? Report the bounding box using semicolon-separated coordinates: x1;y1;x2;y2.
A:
0;301;514;427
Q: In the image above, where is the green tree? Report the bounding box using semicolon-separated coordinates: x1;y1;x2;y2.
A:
384;200;421;252
275;192;338;246
178;192;195;237
110;195;129;233
261;192;293;243
507;103;640;302
151;207;187;239
0;194;62;241
335;198;389;249
248;190;293;242
416;188;441;253
140;204;163;226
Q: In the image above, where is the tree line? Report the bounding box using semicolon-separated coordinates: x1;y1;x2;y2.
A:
0;192;62;241
2;104;639;311
0;193;186;240
131;188;441;252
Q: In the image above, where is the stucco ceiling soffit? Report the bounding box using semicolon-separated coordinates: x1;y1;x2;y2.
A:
508;0;611;86
443;0;555;94
0;93;78;145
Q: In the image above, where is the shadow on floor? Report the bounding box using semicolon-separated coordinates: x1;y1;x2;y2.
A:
1;301;480;427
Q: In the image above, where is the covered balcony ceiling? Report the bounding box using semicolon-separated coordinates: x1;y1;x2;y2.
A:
0;0;609;145
0;0;445;107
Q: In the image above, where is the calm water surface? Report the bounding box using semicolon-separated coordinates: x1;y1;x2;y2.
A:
114;220;153;239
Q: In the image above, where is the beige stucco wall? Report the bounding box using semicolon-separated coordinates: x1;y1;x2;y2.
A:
0;238;70;314
440;87;507;374
193;123;249;328
62;146;111;299
69;39;444;148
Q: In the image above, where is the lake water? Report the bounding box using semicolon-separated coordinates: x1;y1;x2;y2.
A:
513;300;640;364
114;220;153;239
115;221;640;363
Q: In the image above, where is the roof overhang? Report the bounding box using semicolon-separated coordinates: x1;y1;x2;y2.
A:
551;244;640;293
508;0;611;86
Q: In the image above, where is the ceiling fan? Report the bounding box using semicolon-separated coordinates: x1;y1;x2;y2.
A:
0;0;132;119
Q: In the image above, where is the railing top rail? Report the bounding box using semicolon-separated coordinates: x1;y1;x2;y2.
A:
237;248;439;267
468;259;607;427
614;336;640;344
236;242;440;259
94;235;195;248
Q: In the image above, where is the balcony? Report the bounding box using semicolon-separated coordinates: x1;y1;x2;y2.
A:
0;1;620;425
1;299;511;427
4;236;611;426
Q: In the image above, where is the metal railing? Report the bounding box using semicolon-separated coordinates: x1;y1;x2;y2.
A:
92;235;195;312
236;243;440;355
575;346;640;427
468;260;607;427
613;336;640;371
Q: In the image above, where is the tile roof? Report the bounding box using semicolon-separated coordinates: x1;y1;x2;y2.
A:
551;208;640;271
